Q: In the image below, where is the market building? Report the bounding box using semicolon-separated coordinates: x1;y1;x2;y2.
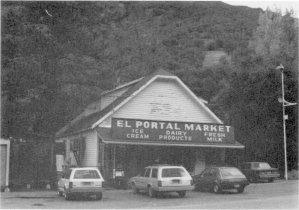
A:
55;69;244;185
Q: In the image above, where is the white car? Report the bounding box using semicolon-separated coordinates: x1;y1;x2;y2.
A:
130;164;194;198
57;167;104;200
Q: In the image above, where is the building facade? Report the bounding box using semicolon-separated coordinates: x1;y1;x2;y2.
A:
55;70;243;184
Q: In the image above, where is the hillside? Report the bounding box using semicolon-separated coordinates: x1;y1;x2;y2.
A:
0;1;263;138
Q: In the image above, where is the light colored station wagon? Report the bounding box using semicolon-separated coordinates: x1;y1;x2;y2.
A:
129;164;194;198
57;167;104;200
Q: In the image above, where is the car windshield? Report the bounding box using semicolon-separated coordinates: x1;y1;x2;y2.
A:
220;168;243;177
254;163;271;169
162;168;188;178
73;170;100;179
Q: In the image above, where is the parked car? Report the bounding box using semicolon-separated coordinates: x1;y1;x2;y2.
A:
129;164;194;198
193;166;249;193
57;167;104;200
240;162;280;182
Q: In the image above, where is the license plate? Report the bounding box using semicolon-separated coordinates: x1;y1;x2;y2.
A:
82;182;92;186
172;180;180;184
234;184;240;188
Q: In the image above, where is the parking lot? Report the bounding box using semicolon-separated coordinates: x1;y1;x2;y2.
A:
1;180;298;209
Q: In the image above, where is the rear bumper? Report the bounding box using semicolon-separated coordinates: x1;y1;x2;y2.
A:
69;187;103;194
156;185;195;192
220;181;249;190
259;174;280;179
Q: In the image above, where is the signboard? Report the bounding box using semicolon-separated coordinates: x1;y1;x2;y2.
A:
111;118;235;144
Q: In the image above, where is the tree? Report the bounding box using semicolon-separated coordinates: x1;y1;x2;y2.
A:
223;9;298;171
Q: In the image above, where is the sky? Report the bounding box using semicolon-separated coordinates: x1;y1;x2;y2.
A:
223;0;299;17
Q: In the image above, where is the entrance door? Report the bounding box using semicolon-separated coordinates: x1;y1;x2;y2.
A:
1;145;7;188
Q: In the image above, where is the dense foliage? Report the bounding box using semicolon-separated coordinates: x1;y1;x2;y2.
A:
1;1;298;174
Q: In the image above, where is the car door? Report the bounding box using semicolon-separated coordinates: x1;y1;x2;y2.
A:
207;168;218;189
58;169;72;191
196;168;211;190
141;168;151;190
150;168;158;189
134;168;147;189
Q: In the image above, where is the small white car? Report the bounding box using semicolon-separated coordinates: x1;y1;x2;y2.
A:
57;167;104;200
130;165;194;198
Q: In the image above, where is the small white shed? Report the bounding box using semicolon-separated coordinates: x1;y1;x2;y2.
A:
1;138;10;192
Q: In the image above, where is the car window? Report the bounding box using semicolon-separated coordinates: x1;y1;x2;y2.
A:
253;163;260;168
144;168;151;177
210;168;218;177
65;169;72;179
258;163;271;169
201;169;211;177
220;168;243;177
161;168;188;178
140;168;147;176
151;168;158;178
73;170;100;179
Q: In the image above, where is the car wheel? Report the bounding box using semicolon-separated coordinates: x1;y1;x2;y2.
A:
58;191;63;197
95;192;102;200
148;186;156;198
269;178;274;183
132;183;139;194
178;191;186;198
64;188;72;200
237;186;244;193
213;184;222;194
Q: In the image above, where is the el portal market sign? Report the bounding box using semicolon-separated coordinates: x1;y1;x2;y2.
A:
111;118;235;144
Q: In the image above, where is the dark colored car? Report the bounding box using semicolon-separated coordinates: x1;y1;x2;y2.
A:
193;167;249;193
240;162;280;183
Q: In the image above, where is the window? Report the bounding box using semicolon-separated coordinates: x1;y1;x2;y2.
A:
161;168;188;178
258;163;271;169
220;168;243;177
210;168;218;177
151;168;158;178
201;169;210;177
141;168;147;177
73;170;100;179
144;168;151;177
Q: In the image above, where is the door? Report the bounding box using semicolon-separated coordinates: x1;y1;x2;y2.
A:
1;145;7;188
140;168;151;190
196;168;211;190
134;168;147;190
206;168;218;190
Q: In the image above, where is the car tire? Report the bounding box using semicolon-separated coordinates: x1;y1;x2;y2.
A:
58;191;63;197
148;186;156;198
64;188;72;200
178;191;186;198
213;184;222;194
237;186;244;193
64;191;72;200
95;192;102;200
269;178;274;183
132;183;139;194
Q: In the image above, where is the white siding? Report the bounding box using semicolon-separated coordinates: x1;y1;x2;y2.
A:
81;131;98;167
101;78;218;126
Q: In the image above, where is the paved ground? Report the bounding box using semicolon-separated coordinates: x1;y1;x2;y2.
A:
0;180;298;209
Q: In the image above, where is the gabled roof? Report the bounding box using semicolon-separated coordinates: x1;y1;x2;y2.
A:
56;69;177;138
